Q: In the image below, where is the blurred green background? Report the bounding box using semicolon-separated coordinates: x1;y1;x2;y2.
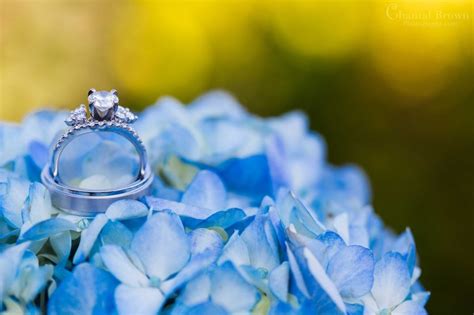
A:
1;0;473;313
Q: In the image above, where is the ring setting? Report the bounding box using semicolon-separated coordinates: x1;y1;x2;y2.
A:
41;89;153;216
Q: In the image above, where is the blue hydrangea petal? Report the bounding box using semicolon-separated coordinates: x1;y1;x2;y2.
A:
49;232;71;266
73;214;109;264
180;302;229;315
179;273;211;306
345;303;364;315
276;190;325;237
22;182;53;225
114;285;165;315
372;252;411;310
412;291;430;306
269;262;289;302
21;110;67;147
188;90;246;120
146;197;216;220
303;248;346;313
100;220;134;249
181;170;226;210
100;245;149;287
198;119;257;163
326;245;374;299
195;208;246;231
0;123;24;166
28;140;48;170
161;229;223;295
392;300;428;315
150;124;201;161
286;244;310;298
237;265;268;293
130;211;190;280
20;218;78;241
210;262;260;313
331;212;350;244
16;263;54;303
0;176;30;228
215;154;274;201
392;228;417;276
218;231;250;266
0;243;30;300
316;165;371;208
48;263;119;315
241;214;280;271
268;301;295;315
105;199;148;221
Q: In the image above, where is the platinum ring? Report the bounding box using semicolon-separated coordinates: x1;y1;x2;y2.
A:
41;89;153;216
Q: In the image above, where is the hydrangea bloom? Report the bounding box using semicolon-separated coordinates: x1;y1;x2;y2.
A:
0;91;429;314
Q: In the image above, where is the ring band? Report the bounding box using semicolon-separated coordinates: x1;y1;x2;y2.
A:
41;89;153;216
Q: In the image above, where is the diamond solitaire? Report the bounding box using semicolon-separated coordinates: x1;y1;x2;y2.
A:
88;89;119;121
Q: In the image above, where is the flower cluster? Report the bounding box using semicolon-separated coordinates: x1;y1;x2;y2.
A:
0;91;429;314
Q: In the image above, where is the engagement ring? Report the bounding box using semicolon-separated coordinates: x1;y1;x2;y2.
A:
41;89;153;215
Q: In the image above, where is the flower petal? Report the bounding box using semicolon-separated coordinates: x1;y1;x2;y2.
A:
181;302;229;315
326;245;374;299
100;245;149;287
161;229;223;295
179;273;211;306
269;262;289;302
73;214;109;264
182;170;226;210
276;190;325;237
115;284;165;315
48;263;118;315
0;243;30;300
50;231;71;266
146;196;215;220
0;176;29;228
372;252;411;310
210;262;260;313
130;211;190;280
105;199;148;221
303;248;346;314
21;218;78;241
392;300;428;315
218;231;250;266
241;214;279;271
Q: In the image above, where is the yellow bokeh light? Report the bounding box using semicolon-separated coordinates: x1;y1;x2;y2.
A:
268;1;367;60
371;1;470;100
110;2;212;103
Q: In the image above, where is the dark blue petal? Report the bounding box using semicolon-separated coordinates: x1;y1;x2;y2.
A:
48;263;118;315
